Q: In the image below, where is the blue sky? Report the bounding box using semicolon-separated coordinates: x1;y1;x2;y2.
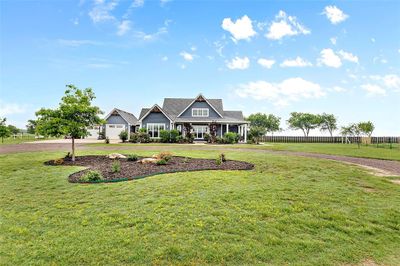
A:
1;0;399;135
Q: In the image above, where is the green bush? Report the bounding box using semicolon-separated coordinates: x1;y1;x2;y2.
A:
156;159;167;165
127;154;138;161
216;136;224;144
80;170;104;182
223;132;239;144
156;151;173;162
170;129;180;143
112;160;121;173
139;128;147;133
176;135;184;143
129;133;138;143
160;130;170;143
203;133;210;143
138;132;150;143
215;157;222;166
119;131;128;142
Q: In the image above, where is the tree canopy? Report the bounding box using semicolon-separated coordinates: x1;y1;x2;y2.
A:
35;85;104;161
358;121;375;137
287;112;321;137
0;117;11;143
319;113;337;137
247;113;281;134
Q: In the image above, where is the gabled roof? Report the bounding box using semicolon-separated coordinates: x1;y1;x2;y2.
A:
104;108;138;125
162;95;224;119
138;104;172;122
223;111;245;121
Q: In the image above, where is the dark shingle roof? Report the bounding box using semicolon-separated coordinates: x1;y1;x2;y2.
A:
139;108;150;120
162;98;224;119
115;108;138;124
223;111;244;121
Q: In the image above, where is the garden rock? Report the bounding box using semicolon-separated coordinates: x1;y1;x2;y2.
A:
108;153;127;159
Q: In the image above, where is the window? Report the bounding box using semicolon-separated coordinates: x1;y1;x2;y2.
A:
192;108;209;117
147;123;165;138
193;125;208;139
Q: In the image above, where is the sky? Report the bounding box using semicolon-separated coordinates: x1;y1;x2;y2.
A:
0;0;399;136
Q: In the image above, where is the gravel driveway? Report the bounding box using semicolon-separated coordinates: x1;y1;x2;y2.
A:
1;143;400;176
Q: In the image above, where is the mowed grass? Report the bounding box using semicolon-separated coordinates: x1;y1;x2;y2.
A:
0;148;399;265
232;143;400;161
0;135;58;145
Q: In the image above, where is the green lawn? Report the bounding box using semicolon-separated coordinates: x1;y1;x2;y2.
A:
231;143;400;161
0;135;58;144
1;148;399;265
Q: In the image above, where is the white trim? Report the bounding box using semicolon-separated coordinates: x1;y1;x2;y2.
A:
138;104;172;123
146;123;166;138
192;108;209;117
176;94;223;118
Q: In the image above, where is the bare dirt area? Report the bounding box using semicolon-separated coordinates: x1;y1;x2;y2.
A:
45;155;254;183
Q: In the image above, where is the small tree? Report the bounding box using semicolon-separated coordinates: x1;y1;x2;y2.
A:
358;121;375;137
287;112;321;137
341;123;361;148
247;113;281;136
35;85;104;161
249;126;266;144
0;117;11;143
7;125;20;135
319;113;337;137
26;119;37;135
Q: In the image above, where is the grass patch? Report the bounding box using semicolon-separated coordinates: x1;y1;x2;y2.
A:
0;149;399;265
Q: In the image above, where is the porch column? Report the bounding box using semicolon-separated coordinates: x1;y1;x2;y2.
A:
226;124;229;133
127;124;131;140
244;124;247;143
221;124;223;137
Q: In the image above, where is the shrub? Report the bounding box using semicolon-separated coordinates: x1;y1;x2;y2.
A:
185;134;194;143
215;157;222;166
80;170;103;182
160;130;170;143
129;133;138;143
53;158;64;165
105;137;110;144
176;135;184;143
203;133;210;143
119;131;128;142
111;160;121;173
127;154;138;161
223;132;239;144
182;157;189;163
139;128;147;133
219;153;226;162
170;130;180;143
138;132;150;143
156;159;167;165
156;151;173;161
216;136;224;144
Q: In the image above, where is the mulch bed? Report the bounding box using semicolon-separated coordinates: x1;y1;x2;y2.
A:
46;155;254;183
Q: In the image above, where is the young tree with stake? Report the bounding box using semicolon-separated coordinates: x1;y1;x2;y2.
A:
35;85;104;161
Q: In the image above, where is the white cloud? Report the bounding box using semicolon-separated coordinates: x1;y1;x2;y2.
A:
322;5;348;24
266;10;310;40
369;74;400;92
235;77;325;106
318;48;342;68
72;18;79;26
361;84;386;97
257;58;275;69
180;51;194;61
132;0;144;7
117;20;131;36
0;101;26;116
161;56;168;61
280;56;312;67
330;37;337;45
134;23;168;41
338;50;359;63
221;15;256;42
331;86;347;92
371;38;376;43
57;39;103;47
89;0;118;23
226;56;250;70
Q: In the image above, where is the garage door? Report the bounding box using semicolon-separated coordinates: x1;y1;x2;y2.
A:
87;126;100;139
106;124;126;139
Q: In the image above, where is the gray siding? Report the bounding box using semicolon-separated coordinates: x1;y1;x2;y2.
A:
180;101;221;118
142;112;171;130
106;115;128;127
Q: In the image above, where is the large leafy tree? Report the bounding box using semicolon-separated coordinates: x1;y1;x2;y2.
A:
35;85;104;161
319;113;337;136
247;113;281;135
287;112;321;137
358;121;375;137
0;117;11;143
7;124;20;135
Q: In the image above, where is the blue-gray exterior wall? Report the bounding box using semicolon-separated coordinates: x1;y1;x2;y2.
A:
180;101;221;118
106;115;128;127
141;112;171;130
218;124;239;136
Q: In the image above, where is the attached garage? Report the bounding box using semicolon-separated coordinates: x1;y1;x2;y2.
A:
104;108;139;140
105;124;126;139
86;126;101;139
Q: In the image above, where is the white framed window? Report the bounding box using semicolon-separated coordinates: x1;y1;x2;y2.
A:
193;125;208;139
192;108;209;117
147;123;165;138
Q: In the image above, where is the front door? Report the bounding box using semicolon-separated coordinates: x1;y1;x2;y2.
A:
193;125;208;140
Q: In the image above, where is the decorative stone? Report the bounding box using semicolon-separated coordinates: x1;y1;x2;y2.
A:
108;153;127;159
139;158;158;164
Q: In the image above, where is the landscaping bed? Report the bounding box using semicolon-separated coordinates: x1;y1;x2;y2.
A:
46;155;254;183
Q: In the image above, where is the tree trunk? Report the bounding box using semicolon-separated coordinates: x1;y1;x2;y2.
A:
72;138;75;162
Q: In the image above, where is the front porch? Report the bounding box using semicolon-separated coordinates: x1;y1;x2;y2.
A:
173;122;248;143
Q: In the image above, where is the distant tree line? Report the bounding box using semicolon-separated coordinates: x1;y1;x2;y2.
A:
0;117;25;143
246;112;376;144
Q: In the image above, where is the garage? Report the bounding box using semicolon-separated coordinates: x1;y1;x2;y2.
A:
106;124;126;139
86;126;101;139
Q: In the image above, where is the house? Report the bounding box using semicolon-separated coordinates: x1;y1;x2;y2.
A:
138;94;249;142
103;108;138;139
